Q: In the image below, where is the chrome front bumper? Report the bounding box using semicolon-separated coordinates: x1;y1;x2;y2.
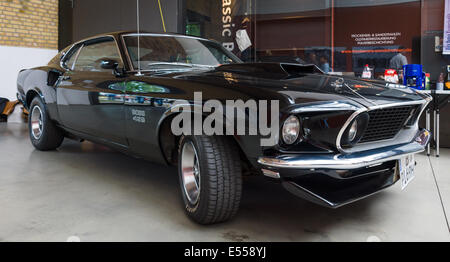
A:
258;128;431;170
257;129;431;208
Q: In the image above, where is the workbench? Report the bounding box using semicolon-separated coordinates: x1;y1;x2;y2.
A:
418;90;450;157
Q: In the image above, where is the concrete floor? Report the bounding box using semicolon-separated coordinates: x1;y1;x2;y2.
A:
1;122;449;242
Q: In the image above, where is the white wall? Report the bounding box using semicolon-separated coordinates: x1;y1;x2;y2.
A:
0;45;58;100
0;45;57;123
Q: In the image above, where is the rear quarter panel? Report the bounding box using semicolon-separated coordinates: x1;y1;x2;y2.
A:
18;66;61;124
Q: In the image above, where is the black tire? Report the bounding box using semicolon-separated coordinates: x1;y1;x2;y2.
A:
178;135;242;224
28;97;64;151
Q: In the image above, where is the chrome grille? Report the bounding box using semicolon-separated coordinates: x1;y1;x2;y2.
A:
358;105;416;144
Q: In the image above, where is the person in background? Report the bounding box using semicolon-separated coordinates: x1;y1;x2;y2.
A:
237;16;254;62
306;52;318;66
319;56;330;73
389;46;408;71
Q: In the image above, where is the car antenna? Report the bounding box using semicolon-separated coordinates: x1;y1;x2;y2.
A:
136;0;143;76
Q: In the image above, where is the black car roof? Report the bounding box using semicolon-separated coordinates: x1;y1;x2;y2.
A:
80;31;206;41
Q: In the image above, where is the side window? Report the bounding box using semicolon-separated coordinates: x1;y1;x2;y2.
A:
65;47;81;70
73;39;122;72
61;44;81;70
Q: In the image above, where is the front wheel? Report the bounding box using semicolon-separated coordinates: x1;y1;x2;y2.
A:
178;135;242;224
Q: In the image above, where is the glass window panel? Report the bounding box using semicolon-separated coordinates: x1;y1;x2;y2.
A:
185;0;450;82
123;35;240;71
73;39;122;72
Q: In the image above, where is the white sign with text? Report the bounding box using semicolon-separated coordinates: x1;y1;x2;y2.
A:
444;0;450;54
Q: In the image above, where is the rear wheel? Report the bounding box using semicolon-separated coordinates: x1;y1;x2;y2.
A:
178;135;242;224
28;97;64;151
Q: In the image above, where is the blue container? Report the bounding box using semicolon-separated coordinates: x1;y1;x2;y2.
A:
403;64;425;90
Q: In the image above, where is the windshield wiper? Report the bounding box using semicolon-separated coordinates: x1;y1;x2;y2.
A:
147;62;216;69
147;62;193;67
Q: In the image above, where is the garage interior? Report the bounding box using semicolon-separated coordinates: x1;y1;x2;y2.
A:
1;0;450;242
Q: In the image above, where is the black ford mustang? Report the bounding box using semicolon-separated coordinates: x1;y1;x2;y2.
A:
17;31;431;224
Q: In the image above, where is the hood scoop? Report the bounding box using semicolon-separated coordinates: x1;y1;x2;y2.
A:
216;63;323;80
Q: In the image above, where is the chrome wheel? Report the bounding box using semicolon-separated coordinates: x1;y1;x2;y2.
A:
181;141;201;205
31;106;43;140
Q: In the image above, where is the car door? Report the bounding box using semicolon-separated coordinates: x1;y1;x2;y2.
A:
123;76;172;163
57;37;128;147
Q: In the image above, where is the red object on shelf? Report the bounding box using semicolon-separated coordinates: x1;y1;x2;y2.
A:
362;64;372;79
384;69;399;83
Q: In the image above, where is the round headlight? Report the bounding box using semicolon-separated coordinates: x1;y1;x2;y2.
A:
348;120;358;142
340;113;369;149
282;115;300;145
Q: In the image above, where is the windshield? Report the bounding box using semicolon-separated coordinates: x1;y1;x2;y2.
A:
123;35;241;71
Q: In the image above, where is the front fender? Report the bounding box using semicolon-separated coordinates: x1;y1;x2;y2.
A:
157;102;264;167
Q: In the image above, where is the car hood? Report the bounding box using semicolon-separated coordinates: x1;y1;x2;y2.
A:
148;62;429;109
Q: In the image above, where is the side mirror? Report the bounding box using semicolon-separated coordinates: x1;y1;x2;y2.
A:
100;59;119;70
113;67;127;78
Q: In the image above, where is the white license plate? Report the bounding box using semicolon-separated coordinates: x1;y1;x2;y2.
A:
398;154;415;190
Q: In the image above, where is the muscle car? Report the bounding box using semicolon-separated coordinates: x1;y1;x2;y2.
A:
17;31;432;224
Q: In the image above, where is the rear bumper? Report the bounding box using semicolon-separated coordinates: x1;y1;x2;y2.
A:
257;128;431;208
